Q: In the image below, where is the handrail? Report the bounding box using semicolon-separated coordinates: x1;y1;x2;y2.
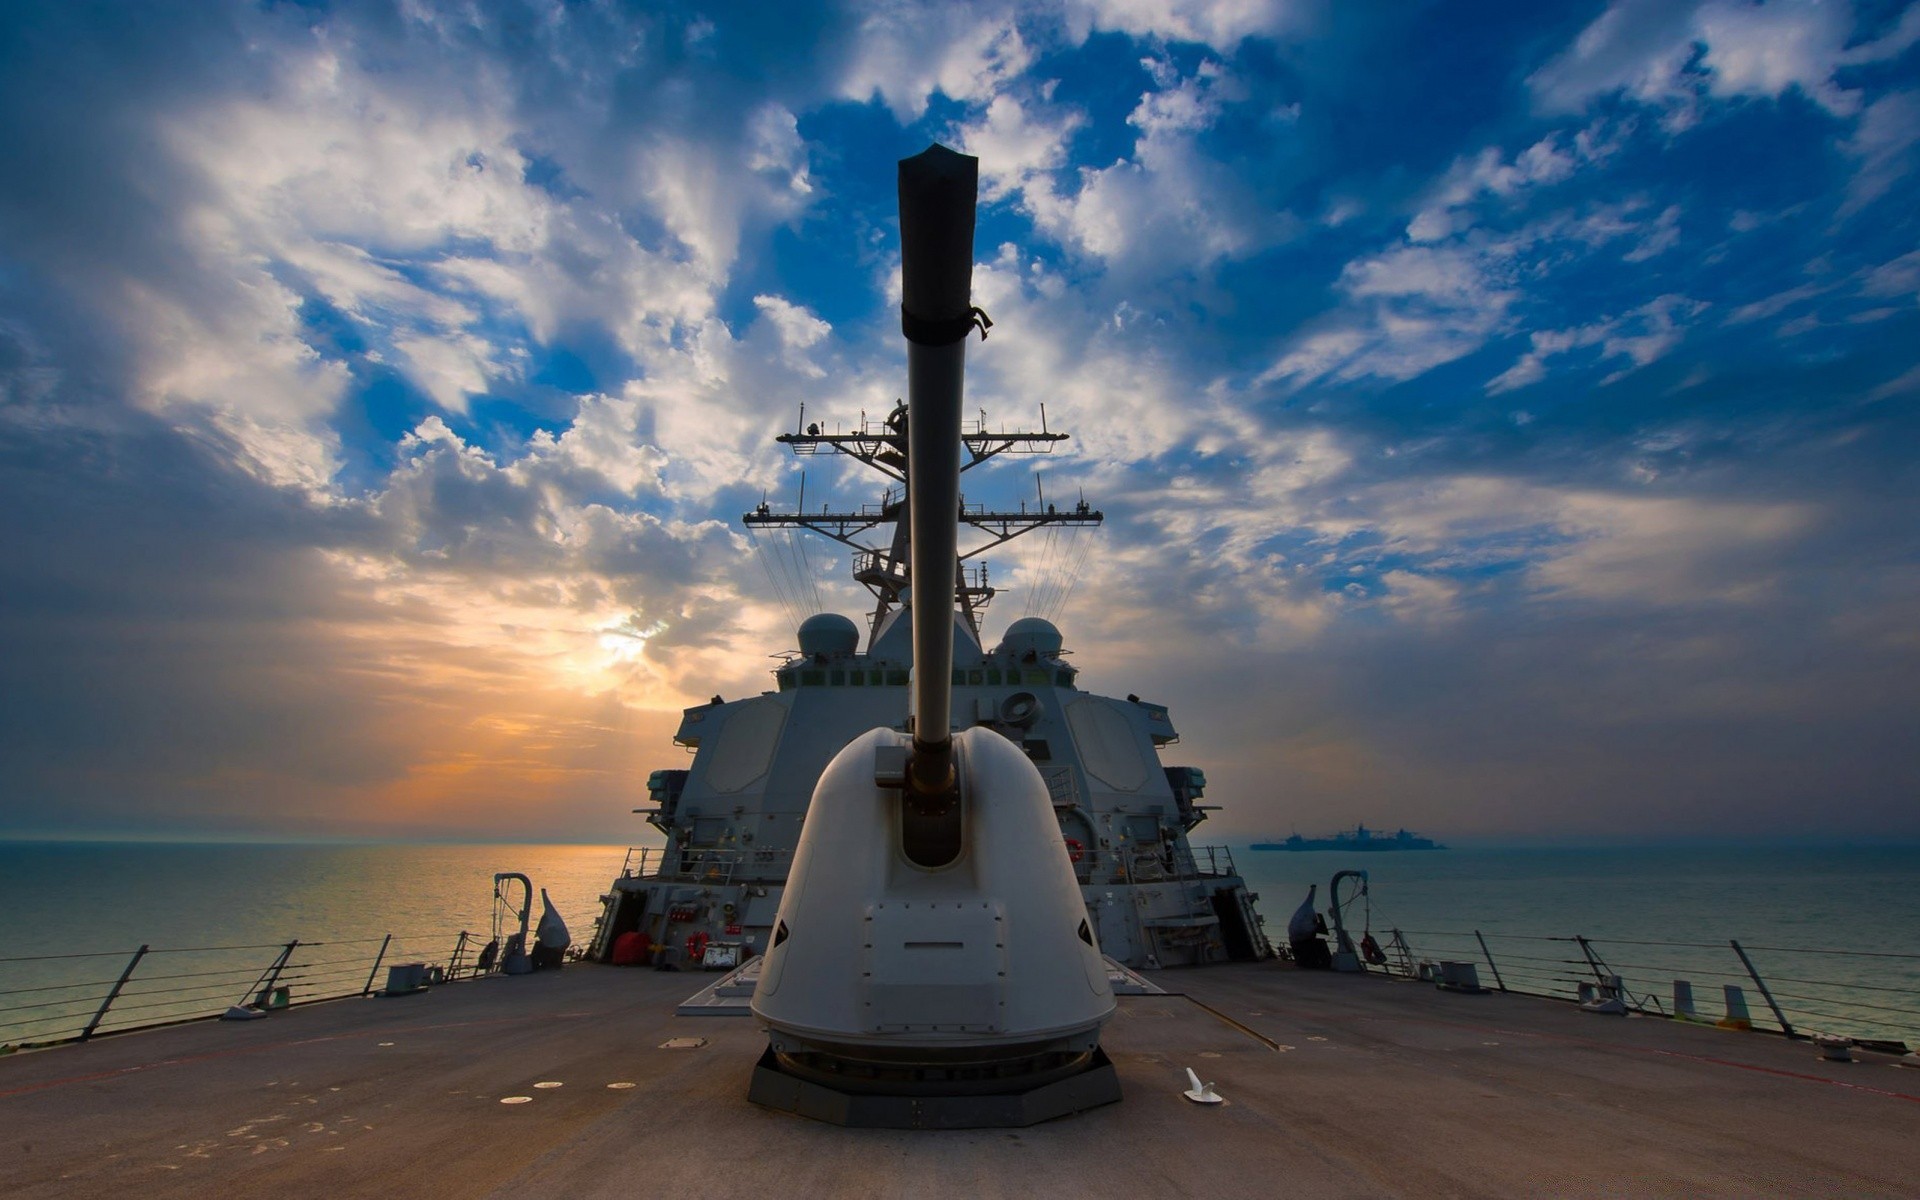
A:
1380;926;1918;1047
1;925;483;1050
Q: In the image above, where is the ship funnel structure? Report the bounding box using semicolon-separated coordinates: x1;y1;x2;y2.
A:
749;146;1120;1129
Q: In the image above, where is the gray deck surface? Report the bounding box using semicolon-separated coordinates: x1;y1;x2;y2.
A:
4;962;1915;1198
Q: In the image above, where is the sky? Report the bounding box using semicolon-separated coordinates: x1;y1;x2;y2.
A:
1;0;1916;844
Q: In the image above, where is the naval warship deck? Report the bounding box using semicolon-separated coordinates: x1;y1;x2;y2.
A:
6;961;1915;1198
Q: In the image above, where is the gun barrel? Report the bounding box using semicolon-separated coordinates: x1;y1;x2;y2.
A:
897;144;979;796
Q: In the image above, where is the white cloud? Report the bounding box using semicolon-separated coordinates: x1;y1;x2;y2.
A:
837;3;1033;121
1015;59;1294;271
1354;474;1813;609
525;395;668;496
1724;281;1826;325
1528;0;1703;126
1531;0;1920;129
1262;241;1522;388
1407;134;1585;243
1064;0;1308;49
752;294;833;379
1868;363;1920;402
753;295;831;349
1534;490;1811;606
1860;248;1920;300
1488;294;1707;393
1622;204;1682;261
392;331;506;415
747;103;813;197
954;92;1089;202
1269;187;1693;394
1838;89;1920;219
1694;0;1862;115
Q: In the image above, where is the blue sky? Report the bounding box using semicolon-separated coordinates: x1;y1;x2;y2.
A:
1;0;1916;841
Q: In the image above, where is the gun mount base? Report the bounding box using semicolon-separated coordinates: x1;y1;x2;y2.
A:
747;1045;1121;1129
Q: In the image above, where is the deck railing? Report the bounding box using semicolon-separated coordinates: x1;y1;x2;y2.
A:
1370;928;1920;1049
618;842;1240;886
619;845;794;884
0;928;485;1051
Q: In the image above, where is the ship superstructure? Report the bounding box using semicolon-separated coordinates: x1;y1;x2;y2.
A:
589;369;1267;975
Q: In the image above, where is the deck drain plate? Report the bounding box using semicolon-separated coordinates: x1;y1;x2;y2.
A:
534;1081;563;1089
500;1096;532;1105
660;1036;707;1049
607;1082;636;1090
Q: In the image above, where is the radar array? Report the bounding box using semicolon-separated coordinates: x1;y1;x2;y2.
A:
744;402;1101;642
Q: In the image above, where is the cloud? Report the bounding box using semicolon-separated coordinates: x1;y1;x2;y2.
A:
1838;89;1920;219
1063;0;1310;48
3;0;1918;846
836;2;1034;120
1531;0;1920;134
1406;129;1606;243
1488;295;1708;393
954;91;1089;202
975;58;1296;274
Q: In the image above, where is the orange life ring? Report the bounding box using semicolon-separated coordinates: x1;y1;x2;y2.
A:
1063;837;1085;864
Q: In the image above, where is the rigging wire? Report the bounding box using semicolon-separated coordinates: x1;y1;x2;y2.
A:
791;528;823;614
1048;527;1096;622
770;526;810;627
1029;522;1059;618
747;527;802;632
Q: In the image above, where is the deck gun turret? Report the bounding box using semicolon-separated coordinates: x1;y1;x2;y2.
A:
747;145;1121;1129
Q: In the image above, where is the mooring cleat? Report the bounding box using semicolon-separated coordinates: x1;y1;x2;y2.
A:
1183;1067;1223;1104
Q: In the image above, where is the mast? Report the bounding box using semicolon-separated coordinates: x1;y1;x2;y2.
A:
743;410;1101;643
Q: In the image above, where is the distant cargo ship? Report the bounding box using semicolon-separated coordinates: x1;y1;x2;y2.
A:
1252;824;1445;852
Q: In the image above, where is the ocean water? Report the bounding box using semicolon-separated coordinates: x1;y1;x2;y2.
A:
2;841;1916;1047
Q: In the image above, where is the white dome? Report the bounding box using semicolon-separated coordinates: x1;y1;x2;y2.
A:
796;612;860;657
998;617;1063;658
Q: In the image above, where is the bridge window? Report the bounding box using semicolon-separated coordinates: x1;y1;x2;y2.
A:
830;670;845;686
800;670;824;686
887;670;909;686
986;668;1002;685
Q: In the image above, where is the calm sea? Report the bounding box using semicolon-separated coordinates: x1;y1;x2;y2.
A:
1;841;1915;1046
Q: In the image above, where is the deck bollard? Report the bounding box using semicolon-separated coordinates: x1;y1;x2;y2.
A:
1579;975;1627;1015
1435;961;1485;993
1718;984;1753;1030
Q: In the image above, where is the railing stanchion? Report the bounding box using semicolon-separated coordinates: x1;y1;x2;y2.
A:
362;934;393;996
1730;939;1796;1038
1474;930;1508;993
1573;936;1608;984
243;940;299;1008
80;944;148;1041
